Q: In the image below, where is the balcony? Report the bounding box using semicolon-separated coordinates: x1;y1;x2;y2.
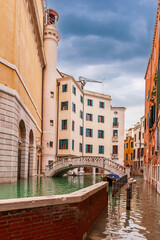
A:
113;122;119;128
112;136;118;142
111;154;119;159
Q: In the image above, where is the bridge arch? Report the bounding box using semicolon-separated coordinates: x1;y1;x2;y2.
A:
45;156;128;178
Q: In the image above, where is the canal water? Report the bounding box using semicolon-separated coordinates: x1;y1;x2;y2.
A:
0;175;101;199
87;177;160;240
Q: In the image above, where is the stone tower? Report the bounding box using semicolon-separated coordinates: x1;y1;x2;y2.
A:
42;9;60;173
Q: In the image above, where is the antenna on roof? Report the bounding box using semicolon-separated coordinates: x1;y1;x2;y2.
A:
79;76;102;86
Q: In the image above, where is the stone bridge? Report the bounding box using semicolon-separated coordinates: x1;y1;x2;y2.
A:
45;156;129;178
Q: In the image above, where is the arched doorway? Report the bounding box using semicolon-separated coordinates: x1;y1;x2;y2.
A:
18;120;26;179
28;130;34;177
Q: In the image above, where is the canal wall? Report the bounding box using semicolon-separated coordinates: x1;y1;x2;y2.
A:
0;182;108;240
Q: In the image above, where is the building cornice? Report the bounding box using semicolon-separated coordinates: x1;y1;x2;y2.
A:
24;0;46;68
0;83;42;133
84;90;111;101
0;57;42;122
145;0;160;79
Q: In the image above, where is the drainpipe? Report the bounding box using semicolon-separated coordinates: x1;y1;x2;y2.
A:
56;81;60;159
41;66;45;174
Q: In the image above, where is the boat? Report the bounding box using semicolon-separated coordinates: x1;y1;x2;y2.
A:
102;174;120;185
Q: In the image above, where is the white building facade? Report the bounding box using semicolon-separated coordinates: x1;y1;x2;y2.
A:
111;107;126;166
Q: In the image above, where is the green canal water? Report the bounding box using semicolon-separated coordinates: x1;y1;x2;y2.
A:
87;177;160;240
0;175;101;199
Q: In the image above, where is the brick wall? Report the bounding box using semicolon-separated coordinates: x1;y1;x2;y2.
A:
0;182;108;240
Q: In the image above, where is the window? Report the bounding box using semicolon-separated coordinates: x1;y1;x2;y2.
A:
80;95;83;103
99;101;105;108
152;146;154;155
86;113;93;121
98;130;104;139
72;102;76;113
62;84;67;92
50;120;54;126
126;143;128;149
124;144;125;149
137;148;140;158
131;153;133;160
87;99;93;106
142;133;144;139
50;141;53;148
80;126;83;136
126;154;128;161
80;110;83;119
59;139;68;149
61;101;68;110
86;128;93;137
79;143;82;152
98;115;104;123
50;91;54;98
147;89;150;101
99;145;104;154
112;145;118;154
139;132;141;140
134;134;136;142
133;149;135;159
72;140;74;150
131;141;133;148
62;120;67;130
113;130;118;136
72;121;75;131
72;85;76;95
141;148;144;157
113;118;118;127
86;144;93;153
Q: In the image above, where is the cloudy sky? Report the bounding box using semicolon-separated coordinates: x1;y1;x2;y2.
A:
48;0;157;129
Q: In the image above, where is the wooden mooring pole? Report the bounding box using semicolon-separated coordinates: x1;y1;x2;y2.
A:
126;187;131;210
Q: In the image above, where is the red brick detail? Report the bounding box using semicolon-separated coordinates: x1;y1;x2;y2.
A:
0;188;108;240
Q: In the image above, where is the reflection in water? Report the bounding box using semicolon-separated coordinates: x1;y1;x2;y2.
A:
0;175;101;199
87;179;160;240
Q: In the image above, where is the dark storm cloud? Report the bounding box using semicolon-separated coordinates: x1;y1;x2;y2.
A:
47;0;156;66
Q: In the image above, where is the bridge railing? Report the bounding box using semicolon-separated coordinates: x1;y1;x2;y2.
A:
46;156;126;175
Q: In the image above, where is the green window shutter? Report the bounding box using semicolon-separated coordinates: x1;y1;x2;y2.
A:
91;145;93;153
86;145;87;153
99;146;100;154
91;129;93;137
72;140;74;150
102;131;104;138
91;100;93;106
91;114;93;121
66;102;68;110
86;113;88;120
59;140;62;149
66;140;68;149
98;116;100;122
102;146;104;154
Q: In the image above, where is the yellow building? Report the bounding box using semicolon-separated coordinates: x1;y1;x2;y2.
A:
124;134;133;170
0;0;45;182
